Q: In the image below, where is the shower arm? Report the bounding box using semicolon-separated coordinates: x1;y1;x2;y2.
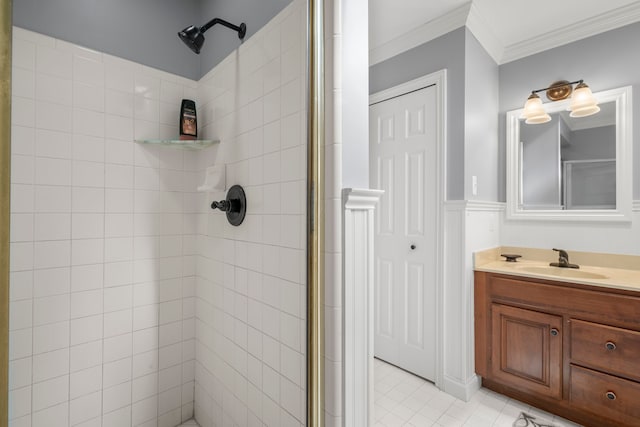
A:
200;18;246;38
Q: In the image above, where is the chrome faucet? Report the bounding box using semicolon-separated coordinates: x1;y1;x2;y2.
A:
550;248;579;269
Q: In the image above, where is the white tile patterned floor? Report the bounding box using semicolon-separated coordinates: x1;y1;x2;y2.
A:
373;358;582;427
177;359;583;427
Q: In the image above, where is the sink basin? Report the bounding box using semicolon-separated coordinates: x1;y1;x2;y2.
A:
518;266;609;280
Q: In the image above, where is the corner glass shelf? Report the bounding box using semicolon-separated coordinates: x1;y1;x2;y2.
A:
134;139;219;150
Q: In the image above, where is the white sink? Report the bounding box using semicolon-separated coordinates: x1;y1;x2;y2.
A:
518;266;609;280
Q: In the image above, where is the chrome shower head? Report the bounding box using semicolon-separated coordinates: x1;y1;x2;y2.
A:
178;18;246;55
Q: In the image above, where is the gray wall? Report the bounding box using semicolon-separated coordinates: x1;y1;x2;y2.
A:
13;0;293;80
521;117;561;207
199;0;292;77
14;0;202;80
464;29;499;201
370;27;466;200
341;0;370;188
499;22;640;200
563;125;616;161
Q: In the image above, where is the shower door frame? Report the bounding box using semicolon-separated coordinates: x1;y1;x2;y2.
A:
306;0;326;426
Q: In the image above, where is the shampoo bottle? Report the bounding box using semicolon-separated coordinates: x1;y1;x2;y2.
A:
179;99;197;140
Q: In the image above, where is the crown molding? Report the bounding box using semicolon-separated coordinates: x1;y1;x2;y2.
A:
369;2;471;66
465;3;503;64
501;2;640;64
368;2;640;69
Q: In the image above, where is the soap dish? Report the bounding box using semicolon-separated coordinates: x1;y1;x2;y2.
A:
197;165;226;192
501;254;522;262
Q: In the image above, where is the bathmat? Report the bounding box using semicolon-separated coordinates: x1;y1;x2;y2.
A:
513;412;557;427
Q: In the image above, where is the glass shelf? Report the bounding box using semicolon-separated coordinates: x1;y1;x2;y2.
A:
134;139;219;150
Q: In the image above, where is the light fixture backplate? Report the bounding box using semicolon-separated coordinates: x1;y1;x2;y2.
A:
546;80;573;101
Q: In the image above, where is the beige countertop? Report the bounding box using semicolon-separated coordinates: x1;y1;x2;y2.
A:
474;247;640;293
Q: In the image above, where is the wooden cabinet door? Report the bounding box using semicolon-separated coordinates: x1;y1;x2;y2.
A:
491;303;563;399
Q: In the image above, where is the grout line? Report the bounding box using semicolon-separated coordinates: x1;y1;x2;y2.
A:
101;54;107;427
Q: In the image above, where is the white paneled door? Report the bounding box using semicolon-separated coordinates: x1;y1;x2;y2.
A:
370;85;437;381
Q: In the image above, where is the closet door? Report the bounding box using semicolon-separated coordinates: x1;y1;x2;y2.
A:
370;84;437;381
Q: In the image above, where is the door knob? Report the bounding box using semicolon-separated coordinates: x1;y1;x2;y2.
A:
410;244;416;250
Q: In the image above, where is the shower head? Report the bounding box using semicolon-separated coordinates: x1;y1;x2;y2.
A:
178;18;247;54
178;25;205;54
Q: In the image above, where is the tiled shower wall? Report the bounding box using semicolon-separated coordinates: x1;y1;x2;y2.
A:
8;0;308;426
192;1;307;426
9;28;199;427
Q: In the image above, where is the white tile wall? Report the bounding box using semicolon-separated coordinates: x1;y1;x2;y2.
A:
323;0;344;425
10;27;198;427
10;2;310;424
191;1;307;426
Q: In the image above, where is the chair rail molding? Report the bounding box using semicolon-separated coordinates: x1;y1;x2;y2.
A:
465;200;506;212
446;200;506;212
342;188;383;427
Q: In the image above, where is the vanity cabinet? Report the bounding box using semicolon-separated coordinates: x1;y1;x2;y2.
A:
489;303;563;399
475;271;640;427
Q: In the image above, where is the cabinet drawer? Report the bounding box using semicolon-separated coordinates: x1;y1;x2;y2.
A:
571;319;640;381
570;365;640;425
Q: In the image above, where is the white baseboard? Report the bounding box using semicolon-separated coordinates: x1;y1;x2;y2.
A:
441;374;482;402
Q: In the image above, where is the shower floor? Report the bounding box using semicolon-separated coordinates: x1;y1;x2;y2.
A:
177;420;200;427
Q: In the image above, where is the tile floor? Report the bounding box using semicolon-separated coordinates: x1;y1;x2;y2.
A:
373;358;582;427
177;359;583;427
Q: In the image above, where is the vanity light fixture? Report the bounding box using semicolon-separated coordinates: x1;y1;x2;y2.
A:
521;80;600;124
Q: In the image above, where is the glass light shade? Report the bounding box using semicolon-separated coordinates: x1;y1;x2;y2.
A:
525;114;552;124
570;105;601;118
568;82;599;117
521;93;551;124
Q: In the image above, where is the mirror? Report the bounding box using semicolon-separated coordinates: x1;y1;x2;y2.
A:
506;86;633;221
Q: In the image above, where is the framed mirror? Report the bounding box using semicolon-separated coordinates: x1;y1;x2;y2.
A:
506;86;633;221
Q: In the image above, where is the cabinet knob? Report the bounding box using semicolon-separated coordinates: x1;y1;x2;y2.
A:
550;328;559;336
605;341;617;351
410;244;416;250
606;391;617;401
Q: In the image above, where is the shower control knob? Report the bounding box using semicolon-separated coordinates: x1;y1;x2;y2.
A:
210;185;247;226
410;244;416;250
211;200;231;212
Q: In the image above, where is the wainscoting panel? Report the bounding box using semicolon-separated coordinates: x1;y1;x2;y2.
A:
342;188;382;427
